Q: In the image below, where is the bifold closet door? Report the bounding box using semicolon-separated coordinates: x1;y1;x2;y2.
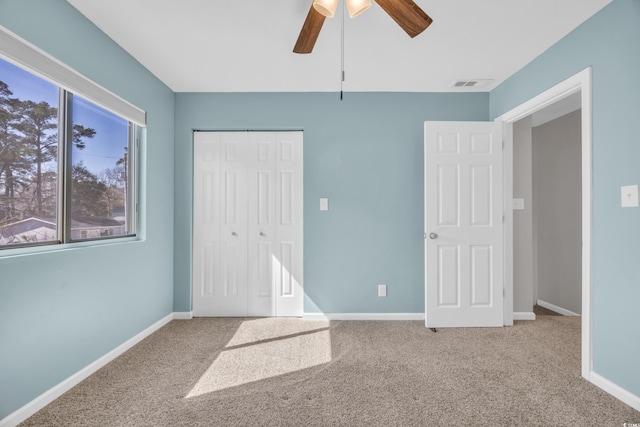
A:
247;132;303;317
193;132;249;316
273;131;303;317
193;131;303;317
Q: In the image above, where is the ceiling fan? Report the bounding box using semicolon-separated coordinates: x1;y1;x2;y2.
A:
293;0;433;54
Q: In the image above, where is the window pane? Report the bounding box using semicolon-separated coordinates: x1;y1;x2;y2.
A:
70;94;132;240
0;57;59;246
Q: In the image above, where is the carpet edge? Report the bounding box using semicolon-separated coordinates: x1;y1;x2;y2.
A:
0;313;174;427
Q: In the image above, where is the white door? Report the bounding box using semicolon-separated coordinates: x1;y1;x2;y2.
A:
193;132;249;316
193;131;303;317
424;121;504;327
273;132;304;316
247;132;277;316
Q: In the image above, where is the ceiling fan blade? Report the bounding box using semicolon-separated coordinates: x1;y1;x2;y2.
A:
293;4;326;54
374;0;433;38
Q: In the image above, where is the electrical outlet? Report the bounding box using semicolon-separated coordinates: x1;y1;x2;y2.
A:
378;284;387;297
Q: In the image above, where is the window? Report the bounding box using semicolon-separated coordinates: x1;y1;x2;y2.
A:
68;93;135;242
0;56;137;248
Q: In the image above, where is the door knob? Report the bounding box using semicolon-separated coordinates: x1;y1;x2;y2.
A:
429;232;438;240
260;232;265;237
231;232;237;237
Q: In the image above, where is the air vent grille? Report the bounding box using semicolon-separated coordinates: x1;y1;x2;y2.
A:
451;79;494;89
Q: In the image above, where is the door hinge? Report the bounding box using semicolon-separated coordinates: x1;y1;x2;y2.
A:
503;288;505;298
502;214;505;223
502;139;505;150
424;232;427;239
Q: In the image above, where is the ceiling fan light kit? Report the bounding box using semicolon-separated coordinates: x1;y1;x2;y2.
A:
313;0;339;17
346;0;372;18
295;0;432;54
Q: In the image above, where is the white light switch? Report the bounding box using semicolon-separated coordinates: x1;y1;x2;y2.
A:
621;185;639;208
513;198;525;210
320;197;329;211
378;284;387;297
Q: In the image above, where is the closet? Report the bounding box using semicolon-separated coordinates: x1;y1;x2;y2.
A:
192;131;303;317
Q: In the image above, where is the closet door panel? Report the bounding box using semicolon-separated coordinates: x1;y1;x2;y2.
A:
193;132;222;316
248;132;277;316
274;132;303;316
218;133;249;315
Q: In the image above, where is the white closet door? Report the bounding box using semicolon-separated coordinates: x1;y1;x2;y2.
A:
193;131;302;317
219;133;249;315
193;132;222;317
193;132;249;317
248;132;277;316
274;132;303;316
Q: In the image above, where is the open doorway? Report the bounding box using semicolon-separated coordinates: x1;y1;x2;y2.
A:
513;95;582;319
497;67;592;380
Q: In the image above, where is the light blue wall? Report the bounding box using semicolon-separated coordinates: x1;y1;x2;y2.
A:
174;92;489;314
490;0;640;398
3;0;638;421
0;0;175;419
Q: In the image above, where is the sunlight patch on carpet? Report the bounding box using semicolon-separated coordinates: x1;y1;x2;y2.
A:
186;319;332;397
226;318;331;348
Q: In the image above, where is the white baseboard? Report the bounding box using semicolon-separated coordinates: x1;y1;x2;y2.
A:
590;371;640;412
303;313;424;321
513;312;536;321
0;313;174;427
173;311;193;320
537;299;580;316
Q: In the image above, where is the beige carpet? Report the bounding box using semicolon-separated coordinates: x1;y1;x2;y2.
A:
21;314;639;426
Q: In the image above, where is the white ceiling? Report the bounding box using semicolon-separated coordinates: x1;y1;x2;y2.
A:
66;0;611;93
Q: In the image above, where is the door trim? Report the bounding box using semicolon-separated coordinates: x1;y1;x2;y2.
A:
495;67;592;380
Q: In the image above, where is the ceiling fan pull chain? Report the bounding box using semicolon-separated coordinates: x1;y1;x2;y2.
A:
340;0;345;100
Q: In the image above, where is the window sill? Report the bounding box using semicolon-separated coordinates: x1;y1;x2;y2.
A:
0;235;143;259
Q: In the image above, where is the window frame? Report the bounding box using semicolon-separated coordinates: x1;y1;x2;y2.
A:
62;92;138;245
0;25;144;251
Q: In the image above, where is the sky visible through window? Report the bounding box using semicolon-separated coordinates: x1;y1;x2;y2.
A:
72;95;128;173
0;57;127;174
0;56;57;105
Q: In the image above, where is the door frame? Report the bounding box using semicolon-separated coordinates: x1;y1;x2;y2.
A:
496;67;592;380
